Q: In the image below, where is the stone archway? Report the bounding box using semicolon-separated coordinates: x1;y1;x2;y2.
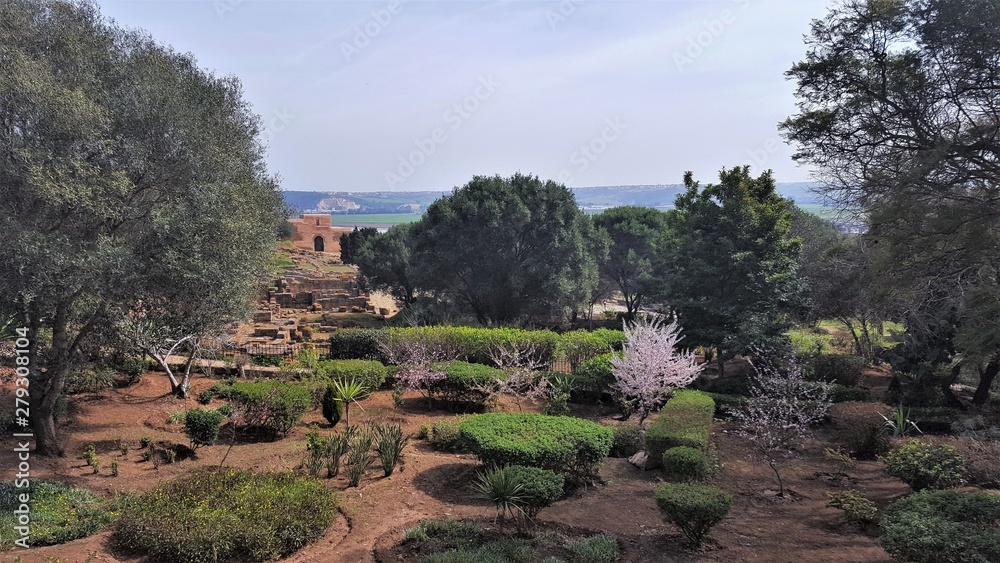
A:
314;236;325;252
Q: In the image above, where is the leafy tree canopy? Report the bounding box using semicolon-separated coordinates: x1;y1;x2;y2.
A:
593;206;670;321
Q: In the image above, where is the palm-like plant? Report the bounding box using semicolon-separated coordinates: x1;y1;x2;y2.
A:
331;378;368;428
471;465;526;530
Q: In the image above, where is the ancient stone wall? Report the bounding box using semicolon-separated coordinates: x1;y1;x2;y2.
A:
288;213;353;253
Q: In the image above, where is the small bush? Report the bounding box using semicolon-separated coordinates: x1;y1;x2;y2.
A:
429;361;506;411
556;330;614;368
704;392;747;417
566;533;620;563
322;384;343;426
827;384;870;403
228;381;311;436
662;446;709;482
645;390;714;460
880;489;1000;563
506;465;564;518
590;328;626;351
881;440;967;490
608;425;644;458
197;389;215;405
111;470;337;562
184;408;226;449
808;354;866;387
654;482;731;547
315;359;390;391
0;480;114;548
571;353;616;401
460;413;613;483
423;417;470;452
826;490;878;529
833;402;891;460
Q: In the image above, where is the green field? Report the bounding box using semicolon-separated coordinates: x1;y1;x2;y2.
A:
328;214;423;228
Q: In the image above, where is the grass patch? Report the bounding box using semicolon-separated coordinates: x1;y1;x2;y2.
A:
0;480;116;548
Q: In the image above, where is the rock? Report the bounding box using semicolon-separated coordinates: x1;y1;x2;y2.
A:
628;450;660;470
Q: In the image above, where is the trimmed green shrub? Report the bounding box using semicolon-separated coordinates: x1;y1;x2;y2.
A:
422;416;470;452
827;384;870;403
645;390;715;460
111;470;337;562
590;328;626;351
608;425;645;458
327;328;385;361
571;353;616;401
808;354;866;387
385;326;560;366
653;483;732;547
315;359;390;391
227;381;311;436
429;361;506;411
0;480;114;548
460;413;613;482
321;385;343;426
183;408;226;449
506;465;565;518
881;440;967;490
566;533;620;563
662;446;709;482
556;330;613;368
880;490;1000;563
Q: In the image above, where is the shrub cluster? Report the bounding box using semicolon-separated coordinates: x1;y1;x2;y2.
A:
566;533;620;563
607;424;645;458
880;489;1000;563
460;413;613;483
568;353;617;402
0;481;114;548
505;465;565;518
645;390;715;461
326;328;385;361
428;361;506;411
111;470;338;562
881;440;967;490
315;359;390;391
227;381;311;436
807;354;866;387
556;330;619;369
420;416;470;452
653;482;731;547
662;446;709;482
826;490;878;529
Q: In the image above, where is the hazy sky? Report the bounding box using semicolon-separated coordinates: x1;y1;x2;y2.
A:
96;0;832;192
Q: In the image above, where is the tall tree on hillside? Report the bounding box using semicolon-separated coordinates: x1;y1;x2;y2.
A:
0;0;284;455
782;0;1000;402
649;167;804;374
408;173;603;326
593;206;670;321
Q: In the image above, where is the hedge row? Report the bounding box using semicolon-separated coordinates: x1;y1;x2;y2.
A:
314;359;391;391
223;381;311;436
327;326;624;368
460;413;613;483
646;390;715;461
428;361;506;411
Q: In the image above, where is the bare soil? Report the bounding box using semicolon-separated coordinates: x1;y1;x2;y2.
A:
2;368;914;563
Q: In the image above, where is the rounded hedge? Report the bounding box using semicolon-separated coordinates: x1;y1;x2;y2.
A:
111;470;337;562
227;381;311;436
653;482;732;547
315;359;390;391
662;446;709;482
881;440;967;490
184;408;226;449
460;414;613;482
880;489;1000;563
506;465;565;517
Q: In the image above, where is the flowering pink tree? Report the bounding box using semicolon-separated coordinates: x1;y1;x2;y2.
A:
731;353;831;496
610;315;703;424
378;335;451;406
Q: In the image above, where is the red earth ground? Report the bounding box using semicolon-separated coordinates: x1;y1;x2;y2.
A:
1;368;915;563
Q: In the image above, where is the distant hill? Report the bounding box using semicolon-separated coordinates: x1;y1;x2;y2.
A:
281;183;826;215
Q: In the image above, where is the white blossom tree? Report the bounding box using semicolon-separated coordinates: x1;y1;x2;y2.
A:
475;337;551;412
731;353;831;496
610;315;703;424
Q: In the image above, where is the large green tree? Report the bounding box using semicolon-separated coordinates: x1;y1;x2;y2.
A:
408;173;602;326
593;206;669;321
0;0;284;454
782;0;1000;403
355;223;418;306
649;167;804;372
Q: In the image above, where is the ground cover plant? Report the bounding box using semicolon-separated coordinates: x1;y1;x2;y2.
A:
0;480;116;549
880;440;967;491
111;469;337;562
879;489;1000;563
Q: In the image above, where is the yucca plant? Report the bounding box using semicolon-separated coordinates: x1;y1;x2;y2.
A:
470;465;526;531
881;405;922;437
331;378;368;428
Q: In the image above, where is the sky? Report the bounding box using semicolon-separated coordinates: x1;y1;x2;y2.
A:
96;0;833;192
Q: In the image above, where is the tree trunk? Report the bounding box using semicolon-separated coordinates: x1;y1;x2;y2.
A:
33;303;72;456
941;363;967;410
717;352;725;378
972;359;999;406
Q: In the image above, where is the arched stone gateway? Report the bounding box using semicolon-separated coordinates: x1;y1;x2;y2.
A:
287;214;352;253
314;236;325;252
